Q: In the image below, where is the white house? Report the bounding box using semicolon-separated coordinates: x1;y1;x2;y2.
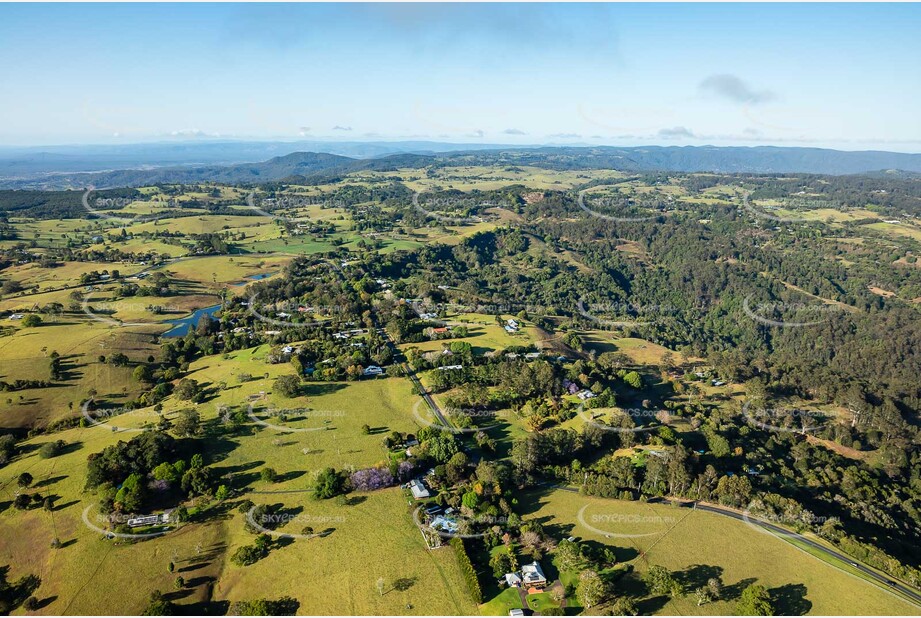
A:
521;561;547;588
363;365;384;376
408;479;430;500
127;512;170;528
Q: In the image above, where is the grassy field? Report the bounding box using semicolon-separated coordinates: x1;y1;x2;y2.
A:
158;255;291;288
0;418;226;614
0;318;158;429
863;221;921;242
376;166;619;193
516;489;918;616
582;334;694;366
1;261;147;293
217;488;476;615
0;361;478;615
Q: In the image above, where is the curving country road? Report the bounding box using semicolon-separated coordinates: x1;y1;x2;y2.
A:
556;486;921;608
689;500;921;607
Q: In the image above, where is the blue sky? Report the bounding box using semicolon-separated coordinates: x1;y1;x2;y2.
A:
0;3;919;150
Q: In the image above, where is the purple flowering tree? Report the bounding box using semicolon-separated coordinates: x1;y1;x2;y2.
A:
350;467;396;492
396;460;415;482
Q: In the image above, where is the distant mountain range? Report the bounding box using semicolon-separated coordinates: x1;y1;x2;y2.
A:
0;140;502;178
1;142;920;189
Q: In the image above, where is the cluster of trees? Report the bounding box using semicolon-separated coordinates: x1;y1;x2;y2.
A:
0;565;42;615
85;432;216;515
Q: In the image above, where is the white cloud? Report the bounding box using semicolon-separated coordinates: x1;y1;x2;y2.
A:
657;126;696;139
699;74;775;105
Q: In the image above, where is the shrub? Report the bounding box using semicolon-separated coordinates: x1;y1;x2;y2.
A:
38;439;66;459
260;467;278;483
313;468;345;499
450;537;482;603
229;597;300;615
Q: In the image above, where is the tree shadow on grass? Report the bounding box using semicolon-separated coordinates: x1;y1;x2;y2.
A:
183;575;216;589
770;583;811;616
618;571;650;599
225;471;261;489
580;539;639;565
33;475;68;489
723;577;758;602
56;441;84;456
276;470;306;483
635;594;671;615
178;561;210;573
162;588;195;602
674;564;724;591
52;500;80;512
342;495;367;507
304;383;347;396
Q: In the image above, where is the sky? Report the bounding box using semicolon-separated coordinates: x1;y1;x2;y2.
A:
0;2;919;151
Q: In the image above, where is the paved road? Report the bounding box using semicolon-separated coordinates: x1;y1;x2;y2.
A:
554;486;921;607
402;364;451;429
689;501;921;607
378;322;452;431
